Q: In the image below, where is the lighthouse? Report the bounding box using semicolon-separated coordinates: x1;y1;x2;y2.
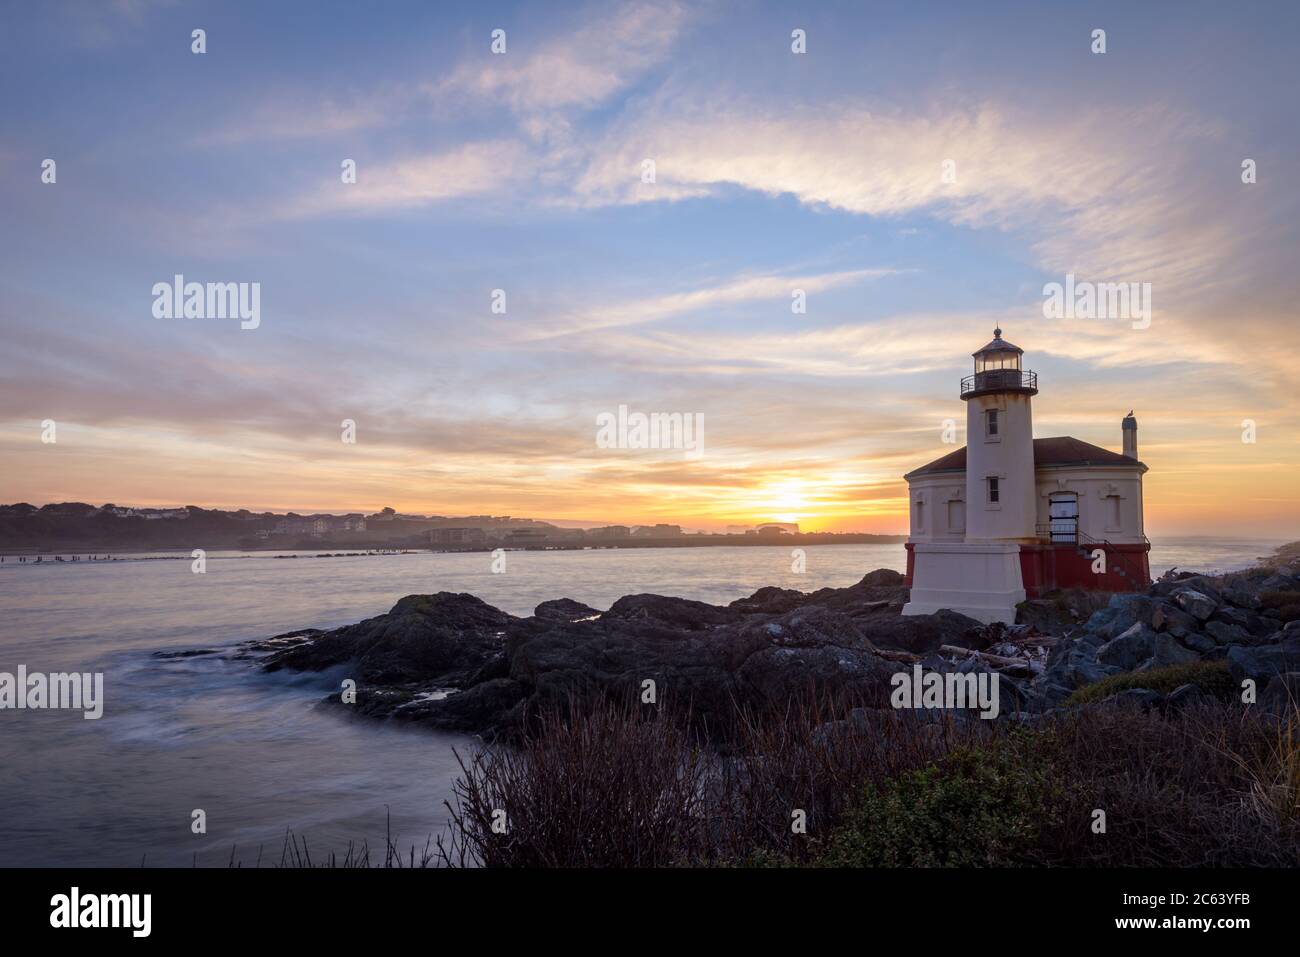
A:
902;329;1150;624
960;329;1038;544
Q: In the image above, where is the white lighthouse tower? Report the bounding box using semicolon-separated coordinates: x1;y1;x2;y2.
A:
961;329;1038;545
903;329;1039;623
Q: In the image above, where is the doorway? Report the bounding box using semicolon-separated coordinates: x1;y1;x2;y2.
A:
1048;492;1079;543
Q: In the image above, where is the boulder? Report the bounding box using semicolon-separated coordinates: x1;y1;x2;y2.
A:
1151;601;1200;638
1227;636;1300;686
1179;632;1217;655
1135;634;1201;669
1173;588;1218;622
1205;620;1254;646
261;592;513;685
1097;623;1157;670
857;608;986;654
533;598;603;622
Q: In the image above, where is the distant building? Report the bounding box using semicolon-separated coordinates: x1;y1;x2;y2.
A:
632;524;682;538
756;522;799;536
589;525;631;539
430;527;488;545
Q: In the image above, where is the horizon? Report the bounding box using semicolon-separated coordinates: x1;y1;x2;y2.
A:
3;1;1299;538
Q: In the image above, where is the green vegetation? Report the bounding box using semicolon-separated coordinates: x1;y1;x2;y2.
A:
817;732;1060;867
1065;659;1234;706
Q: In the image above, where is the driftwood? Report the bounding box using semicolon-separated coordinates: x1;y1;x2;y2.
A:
874;648;921;664
939;644;1044;674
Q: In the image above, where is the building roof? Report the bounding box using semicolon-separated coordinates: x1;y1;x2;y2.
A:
972;327;1023;356
905;436;1146;479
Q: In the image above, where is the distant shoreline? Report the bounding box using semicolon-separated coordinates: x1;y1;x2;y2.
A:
0;534;906;559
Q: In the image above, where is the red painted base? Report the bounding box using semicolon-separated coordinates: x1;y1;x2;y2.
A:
904;541;1151;596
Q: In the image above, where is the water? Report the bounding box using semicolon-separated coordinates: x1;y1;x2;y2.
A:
0;538;1286;866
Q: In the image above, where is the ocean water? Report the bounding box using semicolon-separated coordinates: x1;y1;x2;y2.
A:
0;538;1287;866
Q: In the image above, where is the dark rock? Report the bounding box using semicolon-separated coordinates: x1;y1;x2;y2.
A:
1180;632;1217;655
1104;594;1158;638
533;598;603;622
603;593;739;631
261;592;513;686
1015;589;1109;635
402;678;530;733
857;608;986;654
1135;634;1201;669
1205;620;1253;646
1097;623;1157;670
1173;588;1218;622
1227;636;1300;686
1151;601;1200;638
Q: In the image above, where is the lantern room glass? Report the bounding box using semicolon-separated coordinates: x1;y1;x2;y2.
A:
974;351;1021;374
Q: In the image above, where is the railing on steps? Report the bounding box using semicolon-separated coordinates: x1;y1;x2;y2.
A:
1033;525;1149;589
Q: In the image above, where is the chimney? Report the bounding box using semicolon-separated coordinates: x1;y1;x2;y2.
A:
1122;410;1138;459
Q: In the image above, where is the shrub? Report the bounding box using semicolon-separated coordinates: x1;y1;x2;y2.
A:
817;731;1060;867
1065;659;1233;706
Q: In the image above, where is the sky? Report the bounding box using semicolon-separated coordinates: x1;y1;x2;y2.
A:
1;0;1298;536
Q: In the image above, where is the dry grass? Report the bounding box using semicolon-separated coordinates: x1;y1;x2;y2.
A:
435;690;1300;868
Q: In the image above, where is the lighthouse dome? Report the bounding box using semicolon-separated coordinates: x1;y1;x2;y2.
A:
972;327;1024;359
961;327;1038;399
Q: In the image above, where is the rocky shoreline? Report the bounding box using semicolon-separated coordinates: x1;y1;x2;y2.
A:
201;543;1300;740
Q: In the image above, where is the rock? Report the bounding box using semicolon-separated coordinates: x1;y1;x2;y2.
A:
1205;620;1253;646
603;593;739;631
1179;632;1217;655
858;608;986;654
1173;588;1218;622
1097;623;1157;670
1151;601;1200;638
1104;594;1158;638
261;592;513;686
402;678;530;733
1015;589;1109;635
1135;634;1201;669
533;598;603;622
1227;636;1300;686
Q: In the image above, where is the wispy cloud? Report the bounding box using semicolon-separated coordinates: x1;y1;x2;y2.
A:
430;0;693;115
518;267;897;340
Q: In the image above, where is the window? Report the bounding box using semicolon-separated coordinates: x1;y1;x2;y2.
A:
986;409;999;436
914;499;924;534
987;477;1000;504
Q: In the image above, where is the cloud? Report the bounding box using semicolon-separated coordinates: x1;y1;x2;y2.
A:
275;140;529;218
517;267;898;340
431;0;693;115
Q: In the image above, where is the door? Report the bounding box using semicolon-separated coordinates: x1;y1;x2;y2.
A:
1048;493;1079;543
